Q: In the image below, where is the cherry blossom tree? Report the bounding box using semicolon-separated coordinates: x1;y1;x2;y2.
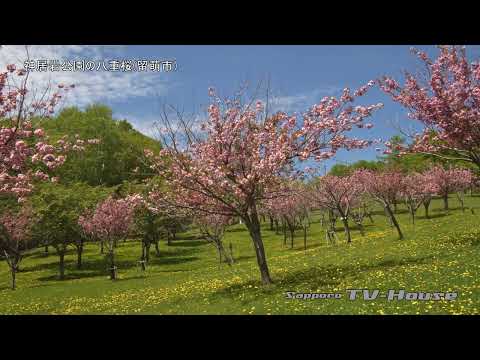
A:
0;205;36;290
312;174;363;243
147;84;382;284
1;62;76;202
194;211;234;265
79;194;142;280
262;184;308;249
133;206;164;270
354;169;406;239
378;46;480;169
401;172;439;224
423;166;474;211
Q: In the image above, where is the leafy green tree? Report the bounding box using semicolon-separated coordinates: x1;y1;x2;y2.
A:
30;182;111;278
36;105;161;186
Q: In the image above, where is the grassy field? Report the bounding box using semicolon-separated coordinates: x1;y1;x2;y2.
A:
1;195;480;315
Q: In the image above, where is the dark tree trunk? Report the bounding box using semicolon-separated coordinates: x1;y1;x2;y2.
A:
393;198;398;213
303;224;307;250
384;204;403;239
443;193;449;211
109;250;116;280
11;266;16;290
283;220;287;246
409;207;415;225
154;241;160;257
457;193;465;212
59;252;65;280
245;210;273;285
100;241;104;254
44;245;49;256
145;243;151;262
275;219;279;234
167;233;172;246
76;246;82;269
140;244;147;271
341;216;351;244
217;241;233;266
269;216;274;231
287;219;295;249
424;200;431;219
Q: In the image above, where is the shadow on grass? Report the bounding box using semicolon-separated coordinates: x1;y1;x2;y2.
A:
417;213;449;220
147;256;200;267
211;254;437;300
232;255;255;263
167;240;208;247
431;206;464;212
226;227;248;233
177;234;205;241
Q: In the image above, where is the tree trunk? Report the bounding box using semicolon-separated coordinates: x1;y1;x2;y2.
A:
287;220;295;249
269;216;274;231
410;207;415;225
109;250;116;280
167;233;172;246
245;211;273;285
76;245;83;269
443;193;449;211
424;200;430;219
154;241;160;257
457;193;465;212
217;241;233;266
393;198;398;213
341;217;352;244
140;244;147;271
303;224;307;250
145;243;151;262
100;240;104;254
283;221;287;246
367;212;374;223
275;219;279;234
44;245;49;256
11;266;16;290
59;252;65;280
384;204;403;240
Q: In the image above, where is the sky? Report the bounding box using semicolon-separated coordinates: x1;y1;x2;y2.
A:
2;45;479;171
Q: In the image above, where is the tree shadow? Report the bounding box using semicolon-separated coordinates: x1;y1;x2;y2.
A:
211;254;437;299
226;227;247;233
416;213;448;220
36;271;104;282
232;255;255;263
167;240;208;247
22;257;140;276
147;256;199;266
177;234;205;241
431;207;464;212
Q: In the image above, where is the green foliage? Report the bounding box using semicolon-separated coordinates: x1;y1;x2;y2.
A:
35;105;161;186
329;160;383;176
28;182;112;249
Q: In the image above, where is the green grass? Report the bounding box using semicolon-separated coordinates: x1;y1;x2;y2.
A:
1;195;480;314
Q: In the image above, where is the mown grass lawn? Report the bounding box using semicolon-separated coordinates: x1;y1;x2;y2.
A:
1;195;480;314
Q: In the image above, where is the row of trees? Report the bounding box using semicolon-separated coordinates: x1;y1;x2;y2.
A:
3;45;480;287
